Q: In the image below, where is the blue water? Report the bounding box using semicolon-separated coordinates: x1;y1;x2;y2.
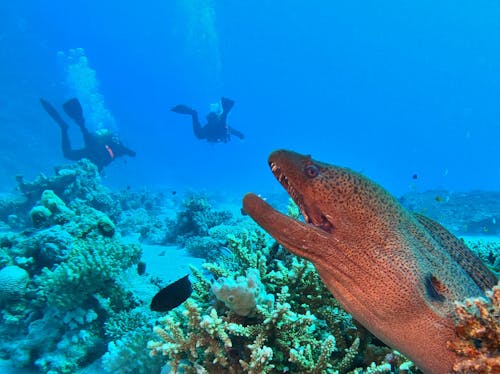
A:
1;1;500;197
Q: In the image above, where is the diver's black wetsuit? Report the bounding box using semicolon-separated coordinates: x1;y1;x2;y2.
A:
40;98;136;171
172;97;245;143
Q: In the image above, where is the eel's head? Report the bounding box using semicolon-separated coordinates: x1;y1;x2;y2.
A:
243;150;383;254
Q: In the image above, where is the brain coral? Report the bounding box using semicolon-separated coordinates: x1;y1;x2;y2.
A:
0;265;29;301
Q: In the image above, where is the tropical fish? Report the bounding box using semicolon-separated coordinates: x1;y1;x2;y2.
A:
243;149;497;374
150;274;192;312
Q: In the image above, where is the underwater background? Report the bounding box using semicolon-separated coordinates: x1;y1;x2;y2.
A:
2;0;500;195
0;1;499;373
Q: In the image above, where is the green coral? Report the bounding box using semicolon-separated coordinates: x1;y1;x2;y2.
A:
36;232;140;310
102;308;163;374
0;178;144;373
29;205;52;228
165;193;233;254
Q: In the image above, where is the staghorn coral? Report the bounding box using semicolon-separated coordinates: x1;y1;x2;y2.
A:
149;222;407;373
102;307;163;374
447;284;500;373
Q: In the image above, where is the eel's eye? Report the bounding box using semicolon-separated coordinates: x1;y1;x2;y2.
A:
304;164;320;178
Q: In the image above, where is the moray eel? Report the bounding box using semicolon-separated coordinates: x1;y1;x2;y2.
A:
243;150;497;374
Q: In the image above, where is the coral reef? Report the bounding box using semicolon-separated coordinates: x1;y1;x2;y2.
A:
2;163;497;374
161;193;239;259
464;237;500;277
101;307;163;374
400;190;500;235
148;224;417;373
0;161;156;373
447;284;500;373
212;268;274;317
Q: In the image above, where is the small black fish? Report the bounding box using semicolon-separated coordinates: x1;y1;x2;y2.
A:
412;173;418;180
137;261;146;275
240;207;248;216
150;274;192;312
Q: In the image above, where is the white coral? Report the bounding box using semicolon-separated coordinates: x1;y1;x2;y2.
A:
211;268;274;317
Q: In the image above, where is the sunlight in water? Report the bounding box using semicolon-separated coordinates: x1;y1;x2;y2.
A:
179;0;222;89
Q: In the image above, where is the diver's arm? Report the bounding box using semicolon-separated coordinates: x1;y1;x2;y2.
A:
229;127;245;140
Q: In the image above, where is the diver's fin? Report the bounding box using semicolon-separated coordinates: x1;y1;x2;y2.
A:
62;98;84;126
171;104;195;115
40;98;68;129
220;97;234;113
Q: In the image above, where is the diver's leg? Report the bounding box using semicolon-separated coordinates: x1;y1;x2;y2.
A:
191;112;205;139
79;126;94;148
220;97;234;114
219;98;234;125
60;128;85;160
40;98;69;130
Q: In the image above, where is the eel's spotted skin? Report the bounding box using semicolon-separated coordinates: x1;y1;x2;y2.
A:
243;150;497;374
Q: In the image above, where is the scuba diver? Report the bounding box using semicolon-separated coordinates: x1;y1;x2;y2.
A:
40;98;136;171
171;97;245;143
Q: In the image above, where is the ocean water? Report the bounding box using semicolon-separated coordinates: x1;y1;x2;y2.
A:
1;1;499;373
1;1;499;196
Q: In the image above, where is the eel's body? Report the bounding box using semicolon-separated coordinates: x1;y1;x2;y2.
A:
243;150;497;374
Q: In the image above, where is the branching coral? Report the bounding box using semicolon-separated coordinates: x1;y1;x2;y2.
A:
102;308;163;374
447;284;500;373
36;230;140;310
163;193;234;257
149;222;402;373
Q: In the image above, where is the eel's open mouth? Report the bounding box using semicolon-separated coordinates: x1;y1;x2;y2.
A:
270;161;333;233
